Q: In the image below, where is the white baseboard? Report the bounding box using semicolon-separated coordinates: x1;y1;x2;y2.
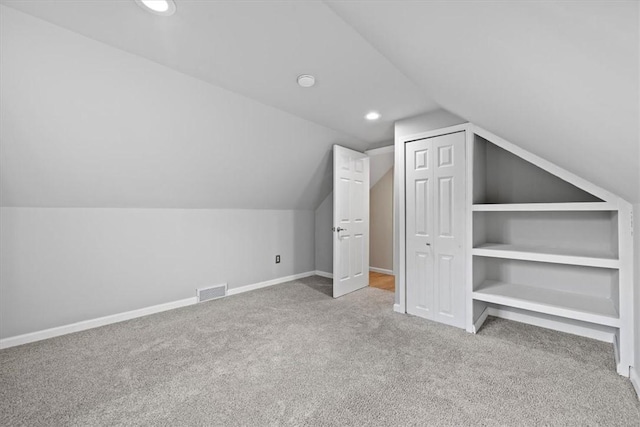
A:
0;297;198;350
0;270;316;350
487;306;615;343
226;271;315;296
369;267;393;275
314;270;333;279
630;367;640;400
393;303;404;314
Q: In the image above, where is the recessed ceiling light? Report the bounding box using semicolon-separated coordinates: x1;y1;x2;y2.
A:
297;75;316;88
135;0;176;16
365;111;381;121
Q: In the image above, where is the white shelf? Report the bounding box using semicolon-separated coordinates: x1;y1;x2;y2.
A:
472;202;617;212
472;243;620;269
472;280;620;327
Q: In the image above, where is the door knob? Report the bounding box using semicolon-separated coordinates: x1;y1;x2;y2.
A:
333;227;347;232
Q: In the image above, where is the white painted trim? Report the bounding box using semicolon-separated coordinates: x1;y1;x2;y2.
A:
369;267;393;275
314;270;333;279
630;367;640;400
472;307;490;334
0;271;316;350
400;123;471;145
226;271;315;296
616;203;635;372
393;303;404;314
487;306;616;343
0;297;197;350
394;128;406;314
465;130;475;333
365;145;394;156
613;333;622;374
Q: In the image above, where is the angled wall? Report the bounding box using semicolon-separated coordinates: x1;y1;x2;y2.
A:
0;7;321;342
0;6;358;210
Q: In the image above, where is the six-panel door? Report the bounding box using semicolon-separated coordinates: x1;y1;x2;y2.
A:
333;145;370;298
405;132;466;328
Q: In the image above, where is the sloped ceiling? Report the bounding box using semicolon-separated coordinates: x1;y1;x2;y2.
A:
2;1;638;210
0;6;359;209
0;0;437;144
327;1;640;203
0;1;439;209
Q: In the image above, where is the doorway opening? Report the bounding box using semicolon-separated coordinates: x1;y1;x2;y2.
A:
367;145;395;294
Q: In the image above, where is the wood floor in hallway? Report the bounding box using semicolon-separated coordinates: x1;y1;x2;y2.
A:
369;271;394;292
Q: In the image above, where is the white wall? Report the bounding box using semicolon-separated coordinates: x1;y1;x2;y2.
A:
314;194;333;275
0;208;314;339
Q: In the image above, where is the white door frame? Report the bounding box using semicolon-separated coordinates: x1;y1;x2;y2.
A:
394;123;472;314
365;144;395;279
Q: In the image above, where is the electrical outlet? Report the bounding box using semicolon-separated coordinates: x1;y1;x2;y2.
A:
275;255;281;264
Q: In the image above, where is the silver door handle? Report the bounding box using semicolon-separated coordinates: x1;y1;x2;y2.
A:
332;227;347;232
426;243;431;246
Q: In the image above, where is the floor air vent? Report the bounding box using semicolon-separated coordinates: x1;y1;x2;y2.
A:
197;284;227;302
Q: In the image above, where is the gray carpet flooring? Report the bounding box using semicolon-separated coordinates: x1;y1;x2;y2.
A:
1;275;639;426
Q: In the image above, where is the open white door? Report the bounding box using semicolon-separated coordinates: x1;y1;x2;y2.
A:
333;145;370;298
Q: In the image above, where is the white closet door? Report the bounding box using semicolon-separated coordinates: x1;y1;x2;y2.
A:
405;132;466;327
431;132;466;327
405;138;434;318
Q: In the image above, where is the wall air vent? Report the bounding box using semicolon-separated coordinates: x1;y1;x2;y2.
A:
197;284;227;302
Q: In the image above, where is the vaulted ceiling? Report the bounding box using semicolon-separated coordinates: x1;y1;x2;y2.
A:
327;1;639;202
1;0;436;144
1;1;638;209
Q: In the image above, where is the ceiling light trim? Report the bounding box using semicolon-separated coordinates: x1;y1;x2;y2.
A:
297;75;316;88
135;0;177;16
365;111;381;121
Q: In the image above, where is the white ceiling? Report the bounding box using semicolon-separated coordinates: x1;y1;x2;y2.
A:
327;0;640;202
0;0;438;144
1;1;638;210
1;6;362;209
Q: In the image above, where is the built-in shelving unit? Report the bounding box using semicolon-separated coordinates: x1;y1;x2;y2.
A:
467;127;634;377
